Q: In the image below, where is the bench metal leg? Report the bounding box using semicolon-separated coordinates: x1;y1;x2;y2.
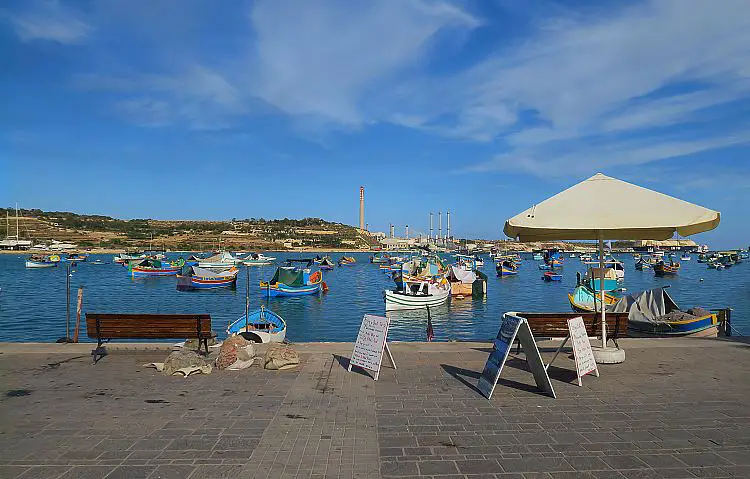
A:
91;339;108;364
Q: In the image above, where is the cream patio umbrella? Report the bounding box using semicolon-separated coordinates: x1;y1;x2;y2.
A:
503;173;720;362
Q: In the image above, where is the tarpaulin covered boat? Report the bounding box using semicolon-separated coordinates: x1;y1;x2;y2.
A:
177;266;239;291
612;287;718;337
260;260;325;297
446;264;486;297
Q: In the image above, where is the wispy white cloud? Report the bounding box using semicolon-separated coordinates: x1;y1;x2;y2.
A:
248;0;480;125
4;0;90;44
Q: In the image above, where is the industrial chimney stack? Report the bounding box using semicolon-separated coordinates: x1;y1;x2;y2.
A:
359;187;365;231
390;224;395;238
447;210;451;240
438;212;443;241
429;213;434;242
405;225;409;239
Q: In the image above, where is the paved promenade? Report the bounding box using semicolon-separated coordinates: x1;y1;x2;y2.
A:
1;338;749;479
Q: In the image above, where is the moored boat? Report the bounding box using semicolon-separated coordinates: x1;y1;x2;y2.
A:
227;306;287;343
584;266;619;292
338;256;356;266
198;252;242;268
567;283;618;313
634;257;651;270
496;259;518;276
242;253;275;266
653;259;680;276
446;264;486;297
129;258;181;277
25;254;58;268
319;256;335;270
260;259;325;297
386;257;450;310
542;271;562;281
177;266;239;291
65;252;88;262
613;287;718;337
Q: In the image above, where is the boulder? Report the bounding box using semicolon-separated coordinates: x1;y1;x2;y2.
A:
263;345;300;370
162;349;211;376
216;335;255;370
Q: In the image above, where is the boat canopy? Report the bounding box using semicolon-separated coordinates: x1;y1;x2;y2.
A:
183;266;235;278
447;265;476;284
612;288;681;324
270;267;306;286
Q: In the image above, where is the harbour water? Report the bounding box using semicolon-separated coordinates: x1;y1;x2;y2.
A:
0;252;746;342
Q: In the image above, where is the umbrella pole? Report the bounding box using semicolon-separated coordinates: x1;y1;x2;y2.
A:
599;236;607;349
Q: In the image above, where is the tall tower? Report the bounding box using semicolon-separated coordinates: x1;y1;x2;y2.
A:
429;212;434;242
447;210;451;240
359;186;365;231
390;224;394;238
405;225;409;239
438;212;443;240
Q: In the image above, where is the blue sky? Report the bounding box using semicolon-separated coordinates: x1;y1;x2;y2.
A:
1;0;749;248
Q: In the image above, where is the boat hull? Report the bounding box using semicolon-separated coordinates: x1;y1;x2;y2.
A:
25;261;57;268
261;282;321;297
227;309;286;343
628;314;718;337
131;267;179;277
384;289;450;310
177;275;237;290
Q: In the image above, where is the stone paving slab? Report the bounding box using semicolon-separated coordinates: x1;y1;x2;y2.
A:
1;339;749;478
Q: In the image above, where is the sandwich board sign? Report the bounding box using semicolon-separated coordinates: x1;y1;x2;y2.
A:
477;314;556;399
348;314;396;380
545;316;599;386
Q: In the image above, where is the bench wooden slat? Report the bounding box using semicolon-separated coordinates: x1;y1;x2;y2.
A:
85;314;212;339
515;312;628;338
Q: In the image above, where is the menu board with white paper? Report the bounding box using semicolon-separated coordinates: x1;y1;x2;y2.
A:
568;316;599;386
349;314;395;380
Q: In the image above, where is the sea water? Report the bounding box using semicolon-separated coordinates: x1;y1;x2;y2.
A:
0;252;746;342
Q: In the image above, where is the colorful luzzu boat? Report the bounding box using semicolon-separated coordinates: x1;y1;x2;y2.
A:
260;260;325;297
567;284;618;313
25;254;59;268
129;258;181;277
496;259;518;276
338;256;356;266
177;266;239;291
319;257;335;270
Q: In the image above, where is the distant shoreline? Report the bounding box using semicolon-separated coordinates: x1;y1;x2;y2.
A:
0;247;378;255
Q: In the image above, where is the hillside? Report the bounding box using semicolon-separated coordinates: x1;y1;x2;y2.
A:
0;208;377;251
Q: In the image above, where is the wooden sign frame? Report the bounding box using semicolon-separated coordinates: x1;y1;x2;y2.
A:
477;314;556;399
545;316;599;386
348;314;397;380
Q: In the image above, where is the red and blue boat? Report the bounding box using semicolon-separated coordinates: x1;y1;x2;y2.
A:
177;266;239;291
542;271;562;281
129;258;181;277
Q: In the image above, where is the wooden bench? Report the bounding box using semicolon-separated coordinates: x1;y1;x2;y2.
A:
86;313;212;363
511;312;629;346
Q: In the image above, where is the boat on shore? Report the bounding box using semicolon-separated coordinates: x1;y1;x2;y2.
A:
227;306;287;343
177;266;239;291
260;259;325;297
25;254;58;268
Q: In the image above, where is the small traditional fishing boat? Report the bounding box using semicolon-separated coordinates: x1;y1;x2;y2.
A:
242;253;275;266
653;260;680;276
613;288;718;337
177;266;239;291
129;258;180;277
496;259;518;276
385;276;451;310
319;256;335;270
634;257;651;270
680;253;691;261
473;255;484;267
532;252;544;260
25;254;58;268
227;306;287;343
370;252;391;264
446;264;486;297
338;256;356;266
542;271;562;281
89;259;106;265
633;253;641;260
567;283;618;313
65;252;88;262
260;259;325;297
198;252;241;268
538;263;551;271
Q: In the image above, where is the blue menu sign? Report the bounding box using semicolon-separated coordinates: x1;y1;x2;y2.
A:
477;314;556;400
